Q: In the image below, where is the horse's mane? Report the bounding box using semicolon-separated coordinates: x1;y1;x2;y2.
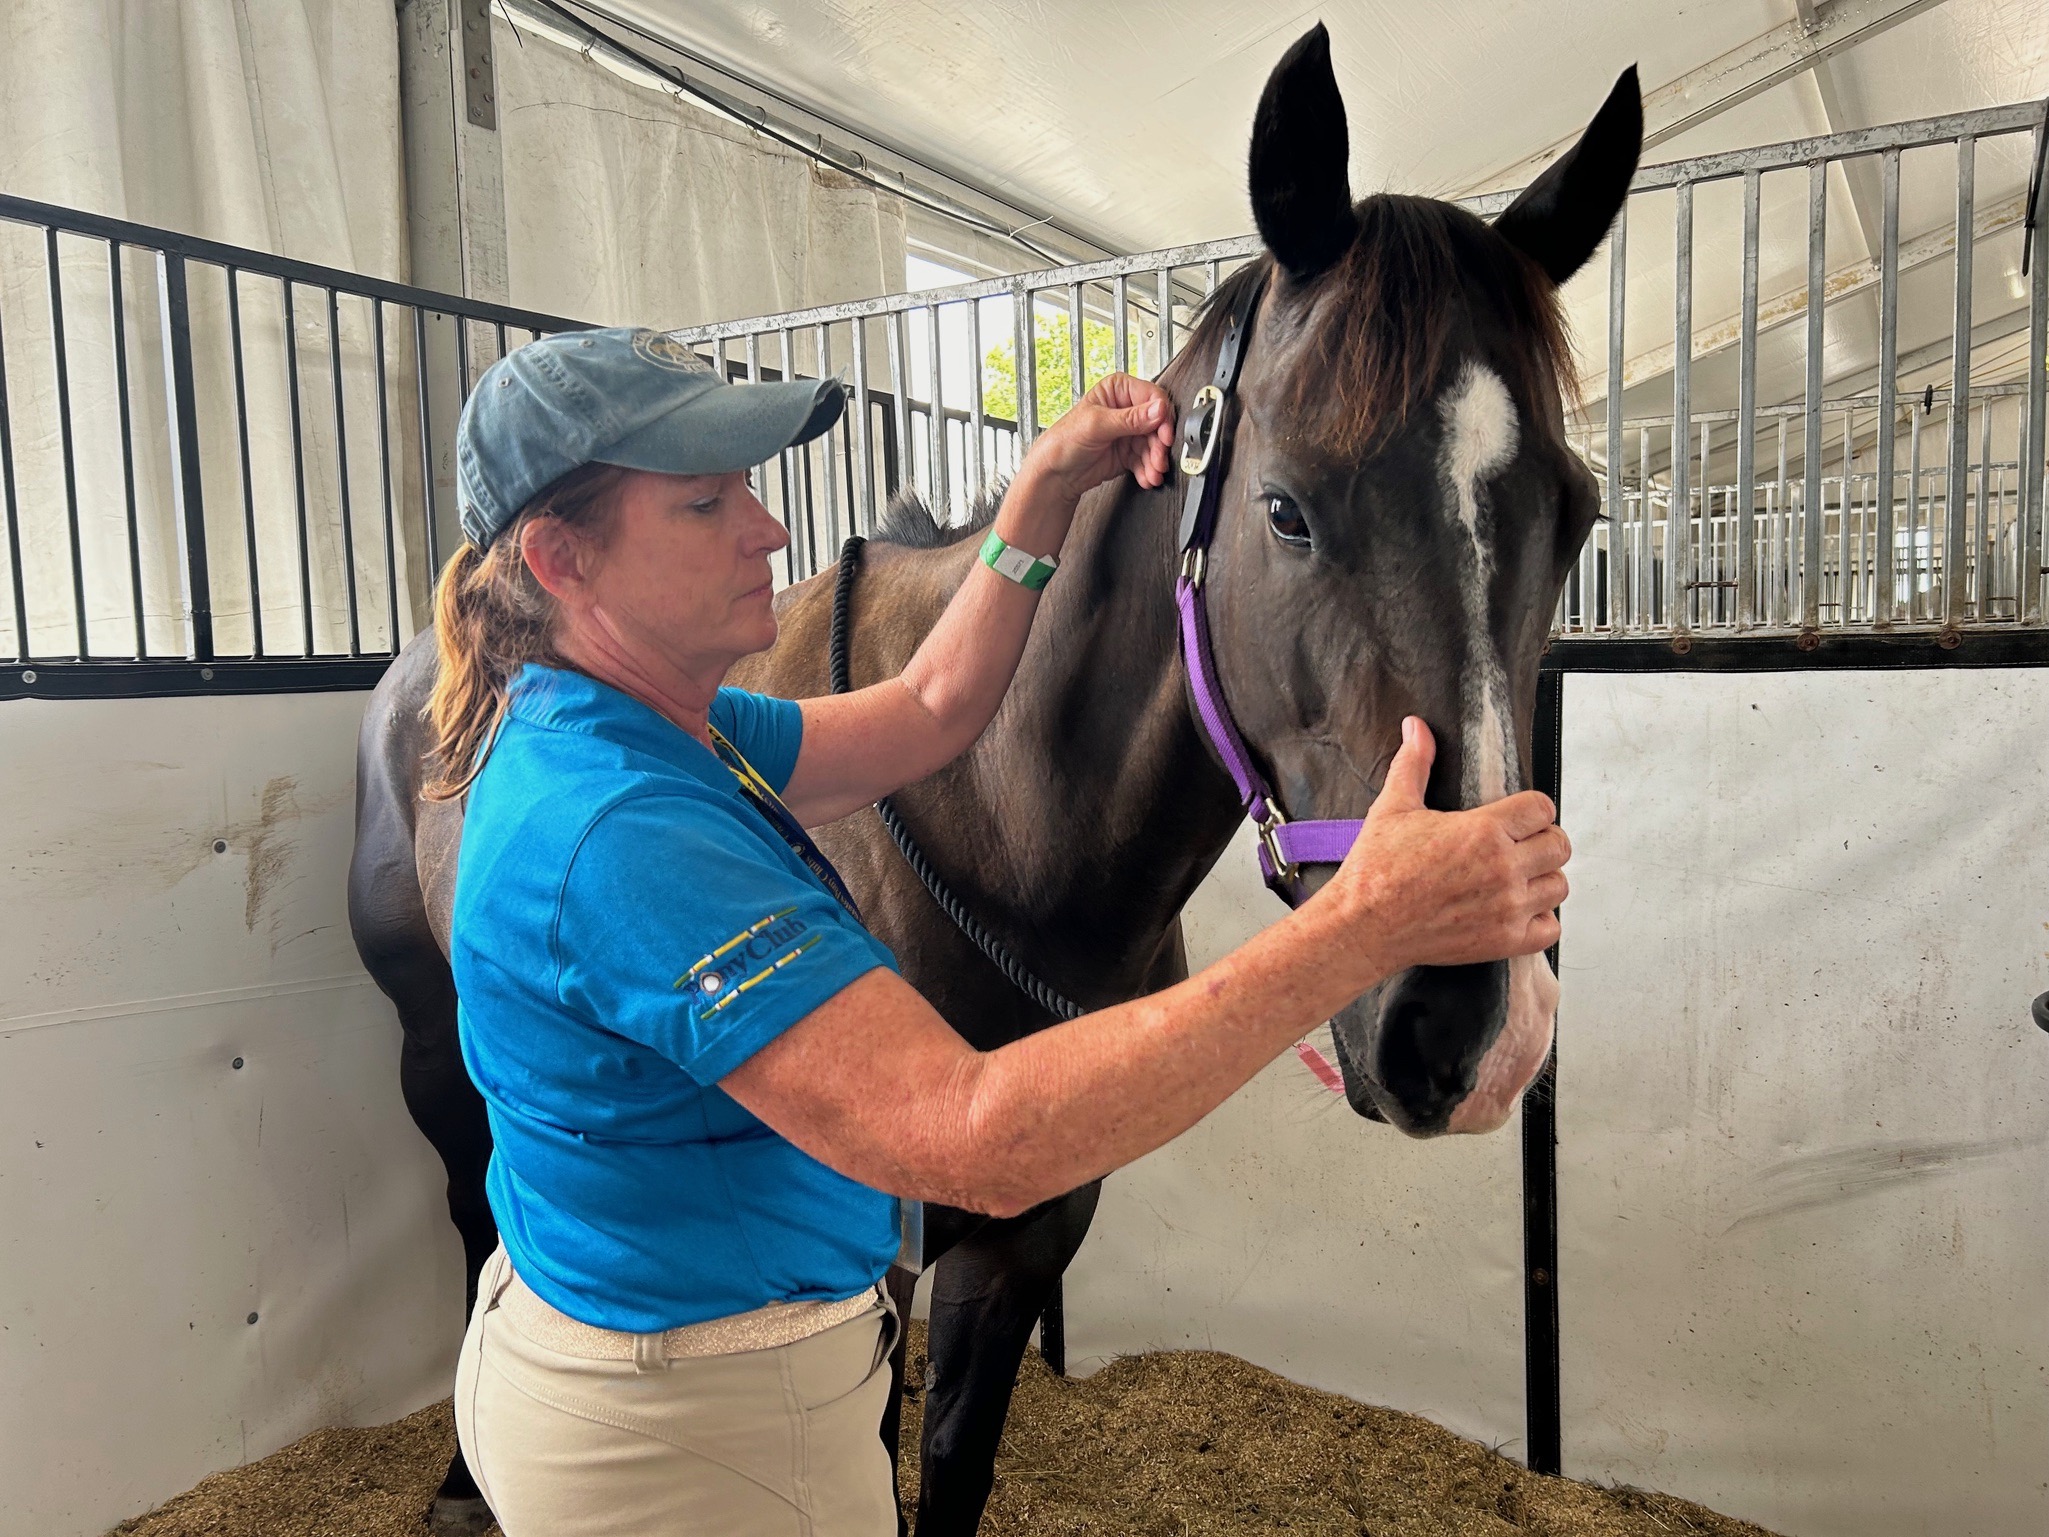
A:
1183;194;1575;456
870;483;1006;548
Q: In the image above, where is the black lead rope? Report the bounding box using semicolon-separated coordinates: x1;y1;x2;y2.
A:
829;534;1084;1022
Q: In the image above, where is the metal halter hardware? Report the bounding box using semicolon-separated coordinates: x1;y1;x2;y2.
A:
1174;272;1366;906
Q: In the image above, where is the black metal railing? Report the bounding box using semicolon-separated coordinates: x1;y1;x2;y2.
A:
0;192;586;692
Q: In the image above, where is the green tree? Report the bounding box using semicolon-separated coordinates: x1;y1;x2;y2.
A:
981;311;1118;426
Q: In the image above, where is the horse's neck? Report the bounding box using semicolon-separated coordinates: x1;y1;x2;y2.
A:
967;473;1247;963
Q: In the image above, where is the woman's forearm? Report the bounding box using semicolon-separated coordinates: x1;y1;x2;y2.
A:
928;904;1389;1217
891;464;1073;767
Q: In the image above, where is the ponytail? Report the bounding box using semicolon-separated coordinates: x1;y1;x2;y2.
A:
423;461;631;799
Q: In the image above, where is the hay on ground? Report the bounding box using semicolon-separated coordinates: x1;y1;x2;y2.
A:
111;1322;1783;1537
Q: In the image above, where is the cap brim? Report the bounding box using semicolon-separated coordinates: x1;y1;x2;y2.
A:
594;376;845;477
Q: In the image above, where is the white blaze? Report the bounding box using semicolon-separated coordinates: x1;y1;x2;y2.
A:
1437;362;1557;1135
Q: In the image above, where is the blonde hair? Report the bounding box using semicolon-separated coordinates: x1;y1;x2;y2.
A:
423;461;632;800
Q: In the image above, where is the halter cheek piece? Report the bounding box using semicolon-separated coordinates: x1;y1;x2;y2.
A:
828;269;1368;1023
1174;274;1365;905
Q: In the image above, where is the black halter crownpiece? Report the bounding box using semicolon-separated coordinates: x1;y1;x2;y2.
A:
1172;271;1368;903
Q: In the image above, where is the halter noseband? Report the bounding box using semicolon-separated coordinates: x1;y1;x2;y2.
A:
1173;274;1365;905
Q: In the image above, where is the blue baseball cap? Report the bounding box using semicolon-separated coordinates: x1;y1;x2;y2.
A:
455;326;845;547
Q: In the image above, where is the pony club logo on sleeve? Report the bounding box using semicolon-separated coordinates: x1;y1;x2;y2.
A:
631;329;716;375
677;907;819;1015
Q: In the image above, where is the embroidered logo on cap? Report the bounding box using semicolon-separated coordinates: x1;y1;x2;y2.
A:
631;329;716;375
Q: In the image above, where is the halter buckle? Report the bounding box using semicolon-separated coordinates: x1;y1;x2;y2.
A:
1254;804;1295;885
1178;384;1225;477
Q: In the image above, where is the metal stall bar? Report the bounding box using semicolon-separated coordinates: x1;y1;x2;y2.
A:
925;305;948;517
228;272;266;656
849;319;875;536
44;228;87;655
1908;395;1926;620
0;262;25;660
1803;161;1827;630
155;254;214;662
1668;182;1693;631
965;297;985;505
1068;281;1086;411
1875;150;1901;627
1113;273;1130;376
1736;173;1760;629
1606;204;1627;627
108;241;146;656
1157;268;1176;368
1946;137;1975;627
2027;127;2048;625
373;300;402;650
328;289;363;656
1013;289;1036;442
887;312;912;504
816;323;841;555
413;305;441;582
282;282;314;654
1977;394;1994;614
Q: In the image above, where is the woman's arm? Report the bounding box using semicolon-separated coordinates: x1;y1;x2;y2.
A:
776;374;1173;828
722;723;1571;1216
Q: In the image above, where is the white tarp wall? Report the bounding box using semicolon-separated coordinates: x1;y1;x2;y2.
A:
1069;666;2049;1537
0;693;463;1537
0;0;906;662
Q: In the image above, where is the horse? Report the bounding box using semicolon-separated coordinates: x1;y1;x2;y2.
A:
347;25;1639;1535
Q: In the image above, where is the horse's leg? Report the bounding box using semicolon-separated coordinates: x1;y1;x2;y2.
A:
914;1182;1102;1537
374;942;498;1533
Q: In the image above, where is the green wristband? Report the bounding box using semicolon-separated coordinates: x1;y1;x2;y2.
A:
978;527;1059;590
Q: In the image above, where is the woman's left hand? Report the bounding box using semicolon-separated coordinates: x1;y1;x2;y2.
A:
1016;373;1178;505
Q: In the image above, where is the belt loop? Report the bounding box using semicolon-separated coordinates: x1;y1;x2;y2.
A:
632;1330;667;1374
484;1247;515;1313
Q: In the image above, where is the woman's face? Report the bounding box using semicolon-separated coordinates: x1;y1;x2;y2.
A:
552;468;791;677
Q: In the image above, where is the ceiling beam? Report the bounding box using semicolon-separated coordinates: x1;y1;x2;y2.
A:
1468;0;1955;195
1794;0;1886;258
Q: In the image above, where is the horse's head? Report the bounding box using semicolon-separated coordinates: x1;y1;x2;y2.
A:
1185;27;1640;1136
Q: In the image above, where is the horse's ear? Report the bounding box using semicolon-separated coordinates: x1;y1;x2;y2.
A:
1249;24;1357;281
1493;67;1643;285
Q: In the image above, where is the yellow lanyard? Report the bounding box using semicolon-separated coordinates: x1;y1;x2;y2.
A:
706;724;863;922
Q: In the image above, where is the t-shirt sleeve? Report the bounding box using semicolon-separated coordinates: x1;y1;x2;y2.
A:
709;687;803;795
553;792;888;1084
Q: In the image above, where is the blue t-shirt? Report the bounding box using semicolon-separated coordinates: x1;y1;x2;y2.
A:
451;663;901;1332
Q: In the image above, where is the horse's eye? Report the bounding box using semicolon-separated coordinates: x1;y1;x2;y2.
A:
1266;494;1311;548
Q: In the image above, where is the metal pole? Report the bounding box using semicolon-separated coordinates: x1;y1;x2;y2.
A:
965;298;985;505
1014;289;1038;442
847;323;874;538
887;311;913;495
412;305;440;580
1113;273;1130;376
108;240;146;657
925;304;948;518
0;251;27;659
1605;204;1627;623
815;323;840;552
156;253;214;662
1977;394;1994;614
374;300;402;650
1945;137;1975;626
1875;149;1901;626
283;282;314;654
1908;395;1925;620
2024;124;2047;625
1669;181;1693;633
45;228;87;656
1068;281;1086;413
1736;173;1759;629
1156;267;1176;368
328;289;363;656
1803;161;1827;630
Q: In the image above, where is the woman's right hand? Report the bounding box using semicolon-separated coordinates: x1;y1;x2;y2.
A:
1315;716;1568;985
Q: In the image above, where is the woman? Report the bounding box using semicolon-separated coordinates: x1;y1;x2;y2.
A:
439;327;1568;1535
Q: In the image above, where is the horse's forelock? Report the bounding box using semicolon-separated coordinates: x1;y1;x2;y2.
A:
1187;195;1574;460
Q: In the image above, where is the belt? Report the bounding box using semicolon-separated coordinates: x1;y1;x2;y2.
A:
495;1262;884;1362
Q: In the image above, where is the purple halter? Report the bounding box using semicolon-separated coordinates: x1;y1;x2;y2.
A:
1174;273;1364;905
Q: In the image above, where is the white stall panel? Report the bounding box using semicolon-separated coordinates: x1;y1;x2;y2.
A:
1558;669;2049;1537
1064;822;1528;1459
0;695;464;1537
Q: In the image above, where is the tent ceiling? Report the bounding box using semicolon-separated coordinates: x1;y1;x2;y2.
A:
586;0;2045;259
